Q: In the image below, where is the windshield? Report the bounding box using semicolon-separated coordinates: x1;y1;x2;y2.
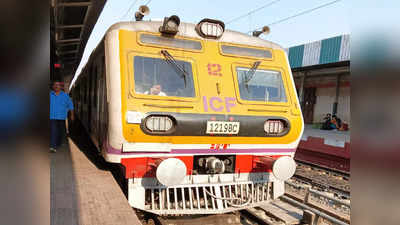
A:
237;67;287;103
133;56;195;97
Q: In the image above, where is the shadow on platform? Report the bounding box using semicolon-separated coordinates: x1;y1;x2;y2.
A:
50;119;141;225
68;119;128;196
67;120;108;170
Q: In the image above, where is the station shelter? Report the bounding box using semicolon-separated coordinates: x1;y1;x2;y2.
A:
287;35;350;172
287;34;350;126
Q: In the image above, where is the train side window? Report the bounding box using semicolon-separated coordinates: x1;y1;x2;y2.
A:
133;56;195;98
236;67;287;103
93;65;98;108
83;77;87;104
79;83;83;103
76;84;80;102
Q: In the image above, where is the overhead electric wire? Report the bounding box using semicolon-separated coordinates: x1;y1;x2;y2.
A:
226;0;283;25
120;0;153;21
249;0;343;33
120;0;140;20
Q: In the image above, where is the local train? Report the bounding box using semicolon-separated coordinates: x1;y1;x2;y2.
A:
70;9;304;215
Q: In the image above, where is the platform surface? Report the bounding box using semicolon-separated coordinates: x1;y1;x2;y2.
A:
50;138;141;225
302;124;350;144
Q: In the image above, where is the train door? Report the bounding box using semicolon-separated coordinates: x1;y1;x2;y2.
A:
79;83;83;119
73;84;78;116
90;63;98;137
90;57;102;148
87;67;93;133
76;85;81;117
98;56;107;149
82;76;89;129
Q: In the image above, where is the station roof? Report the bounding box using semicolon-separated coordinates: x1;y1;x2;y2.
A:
50;0;106;80
287;34;350;69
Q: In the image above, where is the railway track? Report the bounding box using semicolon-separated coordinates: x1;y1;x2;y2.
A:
131;161;351;225
292;161;350;199
132;162;351;225
295;160;349;178
139;198;349;225
138;184;350;225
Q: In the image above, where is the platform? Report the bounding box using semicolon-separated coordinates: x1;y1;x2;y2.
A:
295;124;350;172
50;137;141;225
301;124;350;146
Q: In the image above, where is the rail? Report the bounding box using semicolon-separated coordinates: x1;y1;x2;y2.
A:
286;180;350;207
292;163;350;198
284;180;350;224
280;196;348;225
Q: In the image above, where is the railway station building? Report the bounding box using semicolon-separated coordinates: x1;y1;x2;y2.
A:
287;34;350;126
287;35;350;172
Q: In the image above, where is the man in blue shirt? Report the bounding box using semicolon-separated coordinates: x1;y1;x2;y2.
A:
50;81;74;152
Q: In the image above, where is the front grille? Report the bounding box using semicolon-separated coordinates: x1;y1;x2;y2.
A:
144;181;273;214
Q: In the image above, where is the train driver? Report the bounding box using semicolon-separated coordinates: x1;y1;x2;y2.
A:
144;84;167;96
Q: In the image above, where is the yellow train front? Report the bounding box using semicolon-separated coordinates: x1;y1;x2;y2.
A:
71;16;304;215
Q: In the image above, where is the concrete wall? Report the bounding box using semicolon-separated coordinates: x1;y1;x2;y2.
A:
313;86;350;124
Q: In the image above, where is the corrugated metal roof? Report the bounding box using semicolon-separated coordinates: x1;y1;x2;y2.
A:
302;40;321;66
339;35;350;61
319;36;342;64
288;45;304;68
288;34;350;68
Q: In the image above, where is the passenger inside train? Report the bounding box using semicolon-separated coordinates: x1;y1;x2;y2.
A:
133;56;195;97
144;84;167;96
237;67;287;103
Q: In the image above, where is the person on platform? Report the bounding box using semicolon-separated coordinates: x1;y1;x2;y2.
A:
50;81;74;152
331;115;344;130
321;113;332;130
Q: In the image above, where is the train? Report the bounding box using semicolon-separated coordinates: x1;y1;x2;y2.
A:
70;9;304;215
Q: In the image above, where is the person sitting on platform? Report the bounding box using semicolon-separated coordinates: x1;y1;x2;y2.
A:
330;115;344;131
321;113;333;130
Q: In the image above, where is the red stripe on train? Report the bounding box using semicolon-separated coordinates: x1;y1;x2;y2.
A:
121;154;289;179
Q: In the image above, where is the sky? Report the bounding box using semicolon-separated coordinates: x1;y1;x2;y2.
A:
71;0;349;86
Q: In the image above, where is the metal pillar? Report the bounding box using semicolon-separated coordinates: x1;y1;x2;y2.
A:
332;74;341;115
299;72;307;109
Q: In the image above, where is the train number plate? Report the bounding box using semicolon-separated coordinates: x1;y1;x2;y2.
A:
206;121;240;134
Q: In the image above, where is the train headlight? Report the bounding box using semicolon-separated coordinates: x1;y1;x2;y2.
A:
195;18;225;39
145;116;174;132
272;156;296;181
156;158;187;186
159;15;180;35
264;120;285;134
253;156;296;181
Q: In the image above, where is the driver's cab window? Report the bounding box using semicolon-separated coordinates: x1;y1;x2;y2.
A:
133;56;195;98
236;67;287;103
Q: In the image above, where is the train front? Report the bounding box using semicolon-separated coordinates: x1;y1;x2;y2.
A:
104;17;304;214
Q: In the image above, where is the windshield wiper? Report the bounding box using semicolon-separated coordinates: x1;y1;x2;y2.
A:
244;61;261;92
160;50;187;87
